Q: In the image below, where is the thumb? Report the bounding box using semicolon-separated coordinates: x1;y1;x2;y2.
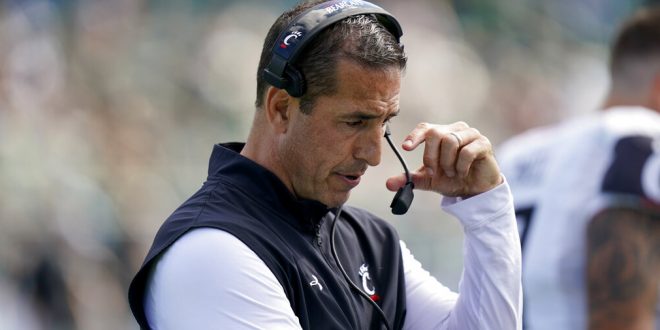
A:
385;173;408;192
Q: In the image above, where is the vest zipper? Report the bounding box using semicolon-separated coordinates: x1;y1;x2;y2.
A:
314;222;323;247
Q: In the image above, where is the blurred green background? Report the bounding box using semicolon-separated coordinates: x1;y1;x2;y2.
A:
0;0;655;328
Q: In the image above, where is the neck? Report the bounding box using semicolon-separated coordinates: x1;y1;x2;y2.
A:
241;117;293;195
602;90;658;112
241;128;273;168
604;74;660;112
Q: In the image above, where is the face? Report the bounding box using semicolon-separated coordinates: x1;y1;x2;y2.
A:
278;59;401;207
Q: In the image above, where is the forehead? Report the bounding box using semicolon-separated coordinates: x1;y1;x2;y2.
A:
316;59;401;116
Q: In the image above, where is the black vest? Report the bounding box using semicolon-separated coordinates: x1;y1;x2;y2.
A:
128;143;407;329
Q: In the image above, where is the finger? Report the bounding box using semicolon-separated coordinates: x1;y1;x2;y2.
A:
387;167;432;192
422;134;440;176
455;136;491;178
402;122;432;151
439;133;459;178
409;167;432;191
439;127;480;178
448;121;470;130
385;173;408;191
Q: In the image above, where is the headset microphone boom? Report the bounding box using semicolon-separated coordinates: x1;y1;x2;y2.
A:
384;125;415;215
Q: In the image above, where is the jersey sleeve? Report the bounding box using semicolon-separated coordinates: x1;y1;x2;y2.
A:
144;228;302;329
402;178;522;330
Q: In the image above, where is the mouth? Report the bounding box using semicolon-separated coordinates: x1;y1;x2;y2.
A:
336;172;363;188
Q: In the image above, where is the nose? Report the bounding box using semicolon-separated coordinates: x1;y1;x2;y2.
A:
354;126;382;166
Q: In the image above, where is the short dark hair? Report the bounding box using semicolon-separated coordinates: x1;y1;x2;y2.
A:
255;0;407;113
609;6;660;90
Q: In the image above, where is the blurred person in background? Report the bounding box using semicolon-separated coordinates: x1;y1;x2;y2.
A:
587;204;660;330
128;0;522;329
497;6;660;330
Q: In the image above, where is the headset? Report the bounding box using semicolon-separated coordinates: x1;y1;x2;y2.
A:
263;0;403;97
263;2;413;329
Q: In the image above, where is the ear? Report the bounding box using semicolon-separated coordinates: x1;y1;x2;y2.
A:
264;86;294;133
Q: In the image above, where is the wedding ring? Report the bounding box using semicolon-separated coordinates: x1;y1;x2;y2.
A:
449;131;463;145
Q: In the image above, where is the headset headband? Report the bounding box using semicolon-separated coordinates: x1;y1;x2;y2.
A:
263;0;403;97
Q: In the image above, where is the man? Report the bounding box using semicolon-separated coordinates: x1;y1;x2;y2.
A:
497;6;660;330
129;1;522;329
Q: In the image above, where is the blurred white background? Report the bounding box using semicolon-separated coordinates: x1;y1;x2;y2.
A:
0;0;654;328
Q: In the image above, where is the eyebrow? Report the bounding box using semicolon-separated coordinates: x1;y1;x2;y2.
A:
345;109;400;120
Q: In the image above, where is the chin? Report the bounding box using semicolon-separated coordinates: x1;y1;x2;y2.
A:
323;192;351;208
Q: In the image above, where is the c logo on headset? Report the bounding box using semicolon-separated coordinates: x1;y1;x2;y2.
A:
262;0;403;97
282;31;303;48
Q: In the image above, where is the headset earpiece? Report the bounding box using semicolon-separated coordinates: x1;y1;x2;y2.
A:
285;67;306;97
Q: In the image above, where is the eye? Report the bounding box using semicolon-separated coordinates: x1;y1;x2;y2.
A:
345;120;365;127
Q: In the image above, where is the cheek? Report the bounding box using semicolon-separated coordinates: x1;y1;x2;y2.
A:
308;130;353;166
286;128;328;172
288;121;354;175
311;124;352;151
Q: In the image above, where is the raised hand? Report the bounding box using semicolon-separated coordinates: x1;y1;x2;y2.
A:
386;121;502;197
